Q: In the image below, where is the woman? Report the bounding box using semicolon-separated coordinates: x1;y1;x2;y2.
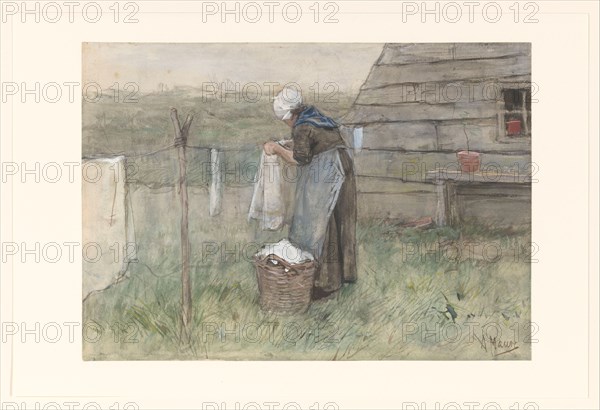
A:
264;87;357;299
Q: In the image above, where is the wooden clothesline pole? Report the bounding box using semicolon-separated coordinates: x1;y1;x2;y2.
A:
170;108;193;344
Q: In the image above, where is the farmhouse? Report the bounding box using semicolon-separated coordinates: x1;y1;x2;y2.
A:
342;43;532;227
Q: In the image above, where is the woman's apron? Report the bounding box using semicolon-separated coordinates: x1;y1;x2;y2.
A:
288;147;346;259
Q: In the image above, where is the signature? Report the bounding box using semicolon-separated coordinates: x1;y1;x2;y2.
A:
474;332;519;357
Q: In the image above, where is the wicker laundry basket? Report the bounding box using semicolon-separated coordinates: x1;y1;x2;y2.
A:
253;254;317;315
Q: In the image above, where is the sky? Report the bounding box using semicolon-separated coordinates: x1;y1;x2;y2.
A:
83;43;384;96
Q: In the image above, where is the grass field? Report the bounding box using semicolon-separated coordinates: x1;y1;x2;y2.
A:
83;87;355;157
82;197;532;360
82;89;532;360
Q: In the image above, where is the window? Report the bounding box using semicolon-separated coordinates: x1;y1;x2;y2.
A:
500;88;531;138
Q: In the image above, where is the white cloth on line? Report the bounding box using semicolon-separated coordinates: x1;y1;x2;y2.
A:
209;148;222;217
248;149;294;230
82;156;136;300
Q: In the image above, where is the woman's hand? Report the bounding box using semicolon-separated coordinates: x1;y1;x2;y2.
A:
263;141;279;155
263;141;297;164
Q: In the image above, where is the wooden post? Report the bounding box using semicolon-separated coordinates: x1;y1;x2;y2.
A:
170;108;193;343
445;181;460;226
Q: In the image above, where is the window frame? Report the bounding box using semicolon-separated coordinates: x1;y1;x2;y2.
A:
495;83;532;142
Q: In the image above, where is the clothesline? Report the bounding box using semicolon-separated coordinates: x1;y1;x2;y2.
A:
82;141;300;221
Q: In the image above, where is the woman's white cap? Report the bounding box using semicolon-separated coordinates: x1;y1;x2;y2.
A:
273;86;303;121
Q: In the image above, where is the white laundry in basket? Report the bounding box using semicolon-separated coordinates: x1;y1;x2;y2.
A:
256;239;314;264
